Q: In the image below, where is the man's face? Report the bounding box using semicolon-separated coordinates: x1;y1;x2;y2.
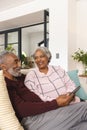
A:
5;54;21;77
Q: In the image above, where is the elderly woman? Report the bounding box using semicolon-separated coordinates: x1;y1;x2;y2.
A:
24;46;80;103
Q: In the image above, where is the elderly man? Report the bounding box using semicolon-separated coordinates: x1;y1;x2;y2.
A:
0;51;87;130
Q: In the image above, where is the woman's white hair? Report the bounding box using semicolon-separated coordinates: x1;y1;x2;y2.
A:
33;46;52;63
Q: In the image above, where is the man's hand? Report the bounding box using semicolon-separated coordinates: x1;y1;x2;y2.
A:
56;93;75;107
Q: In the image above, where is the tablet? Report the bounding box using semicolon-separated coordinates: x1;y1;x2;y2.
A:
70;86;81;95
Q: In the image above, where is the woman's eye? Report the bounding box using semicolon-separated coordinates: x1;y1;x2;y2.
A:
35;55;45;59
40;55;45;58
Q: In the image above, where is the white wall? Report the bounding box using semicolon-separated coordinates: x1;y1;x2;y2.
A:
49;0;68;70
76;0;87;74
68;0;87;74
22;30;30;56
28;32;44;56
68;0;77;70
0;0;69;71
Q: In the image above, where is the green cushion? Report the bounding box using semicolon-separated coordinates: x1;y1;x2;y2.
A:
67;70;87;100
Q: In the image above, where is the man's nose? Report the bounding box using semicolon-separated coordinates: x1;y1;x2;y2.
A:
18;61;21;67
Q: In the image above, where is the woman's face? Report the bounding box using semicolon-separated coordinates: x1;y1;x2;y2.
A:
34;50;49;70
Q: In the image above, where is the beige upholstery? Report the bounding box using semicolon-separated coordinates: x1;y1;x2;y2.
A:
0;70;24;130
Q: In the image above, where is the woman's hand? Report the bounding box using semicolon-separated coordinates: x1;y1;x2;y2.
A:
56;93;75;107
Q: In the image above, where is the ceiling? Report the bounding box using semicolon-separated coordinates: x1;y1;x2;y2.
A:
0;10;45;32
0;0;45;32
0;0;35;12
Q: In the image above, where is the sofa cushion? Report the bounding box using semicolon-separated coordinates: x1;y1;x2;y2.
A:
67;70;87;100
0;70;24;130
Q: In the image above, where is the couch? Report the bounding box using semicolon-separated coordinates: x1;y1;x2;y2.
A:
0;70;24;130
0;69;87;130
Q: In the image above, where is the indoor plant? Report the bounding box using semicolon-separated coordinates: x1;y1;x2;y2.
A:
6;44;16;54
72;48;87;75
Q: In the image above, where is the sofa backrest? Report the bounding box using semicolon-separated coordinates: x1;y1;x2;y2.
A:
0;70;24;130
67;70;87;100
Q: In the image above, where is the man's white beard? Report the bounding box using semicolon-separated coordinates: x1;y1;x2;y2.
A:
8;67;21;77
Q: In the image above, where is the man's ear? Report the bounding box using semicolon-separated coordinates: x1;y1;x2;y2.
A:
0;64;7;71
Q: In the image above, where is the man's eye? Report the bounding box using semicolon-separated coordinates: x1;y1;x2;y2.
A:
15;61;18;64
14;60;19;64
34;57;37;60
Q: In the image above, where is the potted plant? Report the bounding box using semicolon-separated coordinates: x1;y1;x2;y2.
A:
72;48;87;75
6;44;16;54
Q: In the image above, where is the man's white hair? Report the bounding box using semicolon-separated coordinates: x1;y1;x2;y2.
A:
0;51;14;64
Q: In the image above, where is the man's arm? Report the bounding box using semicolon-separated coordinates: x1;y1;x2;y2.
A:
9;89;58;118
10;87;74;119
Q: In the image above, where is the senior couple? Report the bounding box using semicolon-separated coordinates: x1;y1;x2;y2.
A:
0;46;87;130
